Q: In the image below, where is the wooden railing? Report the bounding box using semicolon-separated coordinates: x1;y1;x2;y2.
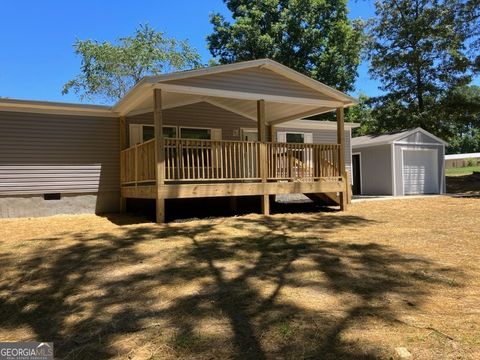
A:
267;143;340;180
165;138;260;181
121;139;341;185
120;139;156;185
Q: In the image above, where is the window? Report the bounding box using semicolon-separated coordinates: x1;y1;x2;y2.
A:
143;126;154;141
142;126;177;141
129;124;177;146
286;133;304;144
163;126;177;139
180;127;211;140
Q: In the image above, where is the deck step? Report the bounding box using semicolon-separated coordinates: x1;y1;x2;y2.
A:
304;192;340;206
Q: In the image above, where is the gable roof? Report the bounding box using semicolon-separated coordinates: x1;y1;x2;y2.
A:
113;59;357;119
0;59;357;123
352;128;448;148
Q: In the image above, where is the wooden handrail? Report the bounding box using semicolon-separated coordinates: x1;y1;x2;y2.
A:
121;139;342;185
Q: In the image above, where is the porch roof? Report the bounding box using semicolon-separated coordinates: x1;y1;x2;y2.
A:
114;59;357;125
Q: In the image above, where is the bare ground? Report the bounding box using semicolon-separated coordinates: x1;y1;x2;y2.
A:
0;196;479;359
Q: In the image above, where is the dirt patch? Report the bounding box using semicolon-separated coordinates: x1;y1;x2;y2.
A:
0;197;479;359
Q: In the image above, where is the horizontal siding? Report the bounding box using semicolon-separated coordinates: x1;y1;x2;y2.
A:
276;127;352;169
0;111;119;195
165;68;334;101
356;145;393;195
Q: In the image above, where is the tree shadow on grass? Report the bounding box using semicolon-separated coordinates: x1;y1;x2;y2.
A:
0;213;464;359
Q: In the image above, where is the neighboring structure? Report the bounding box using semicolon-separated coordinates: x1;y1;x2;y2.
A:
351;128;447;196
0;59;357;221
445;153;480;169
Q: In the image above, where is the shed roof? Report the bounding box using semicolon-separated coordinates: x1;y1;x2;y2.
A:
352;128;447;148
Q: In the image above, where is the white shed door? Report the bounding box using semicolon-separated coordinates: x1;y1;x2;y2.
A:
403;149;438;194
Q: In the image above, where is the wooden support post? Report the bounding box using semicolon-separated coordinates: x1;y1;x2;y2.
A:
269;124;275;142
119;116;127;213
336;107;347;211
257;99;270;215
154;89;166;223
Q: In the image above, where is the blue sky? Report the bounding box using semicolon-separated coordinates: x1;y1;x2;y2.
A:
0;0;381;104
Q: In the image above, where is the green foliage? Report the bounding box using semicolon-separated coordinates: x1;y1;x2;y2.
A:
63;24;202;103
345;94;376;136
207;0;365;92
369;0;472;109
359;0;480;148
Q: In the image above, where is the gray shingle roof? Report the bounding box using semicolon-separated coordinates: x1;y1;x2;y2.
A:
351;128;447;147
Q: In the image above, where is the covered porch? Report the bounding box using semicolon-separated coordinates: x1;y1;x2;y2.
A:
115;59;356;222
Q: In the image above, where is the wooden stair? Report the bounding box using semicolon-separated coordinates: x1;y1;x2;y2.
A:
304;192;340;206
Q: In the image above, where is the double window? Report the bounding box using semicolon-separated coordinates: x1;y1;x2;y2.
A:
129;124;221;146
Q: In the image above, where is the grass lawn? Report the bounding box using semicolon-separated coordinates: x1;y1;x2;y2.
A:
445;166;480;176
0;197;479;359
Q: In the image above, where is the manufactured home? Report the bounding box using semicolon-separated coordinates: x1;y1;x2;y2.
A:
351;128;447;196
0;59;357;222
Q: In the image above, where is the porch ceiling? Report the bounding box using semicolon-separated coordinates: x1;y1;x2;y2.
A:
114;59;357;124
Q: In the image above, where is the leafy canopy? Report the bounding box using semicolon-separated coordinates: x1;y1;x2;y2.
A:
63;24;201;103
362;0;476;139
208;0;365;92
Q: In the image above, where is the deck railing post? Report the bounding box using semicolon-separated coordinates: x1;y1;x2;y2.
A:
154;88;165;223
257;99;270;215
119;116;127;212
336;106;347;211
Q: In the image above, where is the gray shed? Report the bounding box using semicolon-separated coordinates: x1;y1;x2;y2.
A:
351;128;447;196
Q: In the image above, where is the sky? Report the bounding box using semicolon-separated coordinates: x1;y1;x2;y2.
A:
0;0;382;104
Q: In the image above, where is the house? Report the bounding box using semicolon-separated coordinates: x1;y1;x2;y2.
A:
0;59;358;222
445;153;480;169
351;128;447;196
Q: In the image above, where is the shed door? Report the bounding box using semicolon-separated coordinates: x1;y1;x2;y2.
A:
352;154;361;195
402;149;438;194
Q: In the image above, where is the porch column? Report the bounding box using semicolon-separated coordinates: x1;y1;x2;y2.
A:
336;106;347;211
119;116;127;213
257;99;270;215
154;89;166;223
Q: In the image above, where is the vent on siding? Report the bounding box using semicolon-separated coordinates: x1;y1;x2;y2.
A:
44;193;61;201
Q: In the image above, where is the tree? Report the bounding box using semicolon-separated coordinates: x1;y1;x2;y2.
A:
63;24;201;103
207;0;364;92
440;85;480;153
367;0;473;137
345;94;376;136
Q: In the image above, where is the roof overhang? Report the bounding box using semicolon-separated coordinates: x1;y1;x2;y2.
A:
0;59;358;123
113;59;357;124
0;98;117;117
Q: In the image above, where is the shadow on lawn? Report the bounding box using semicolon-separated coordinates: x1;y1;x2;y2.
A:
0;214;463;359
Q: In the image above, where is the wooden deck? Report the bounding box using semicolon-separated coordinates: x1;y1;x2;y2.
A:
119;90;349;222
120;138;346;200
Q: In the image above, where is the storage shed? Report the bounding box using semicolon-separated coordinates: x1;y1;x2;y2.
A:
351;128;447;196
